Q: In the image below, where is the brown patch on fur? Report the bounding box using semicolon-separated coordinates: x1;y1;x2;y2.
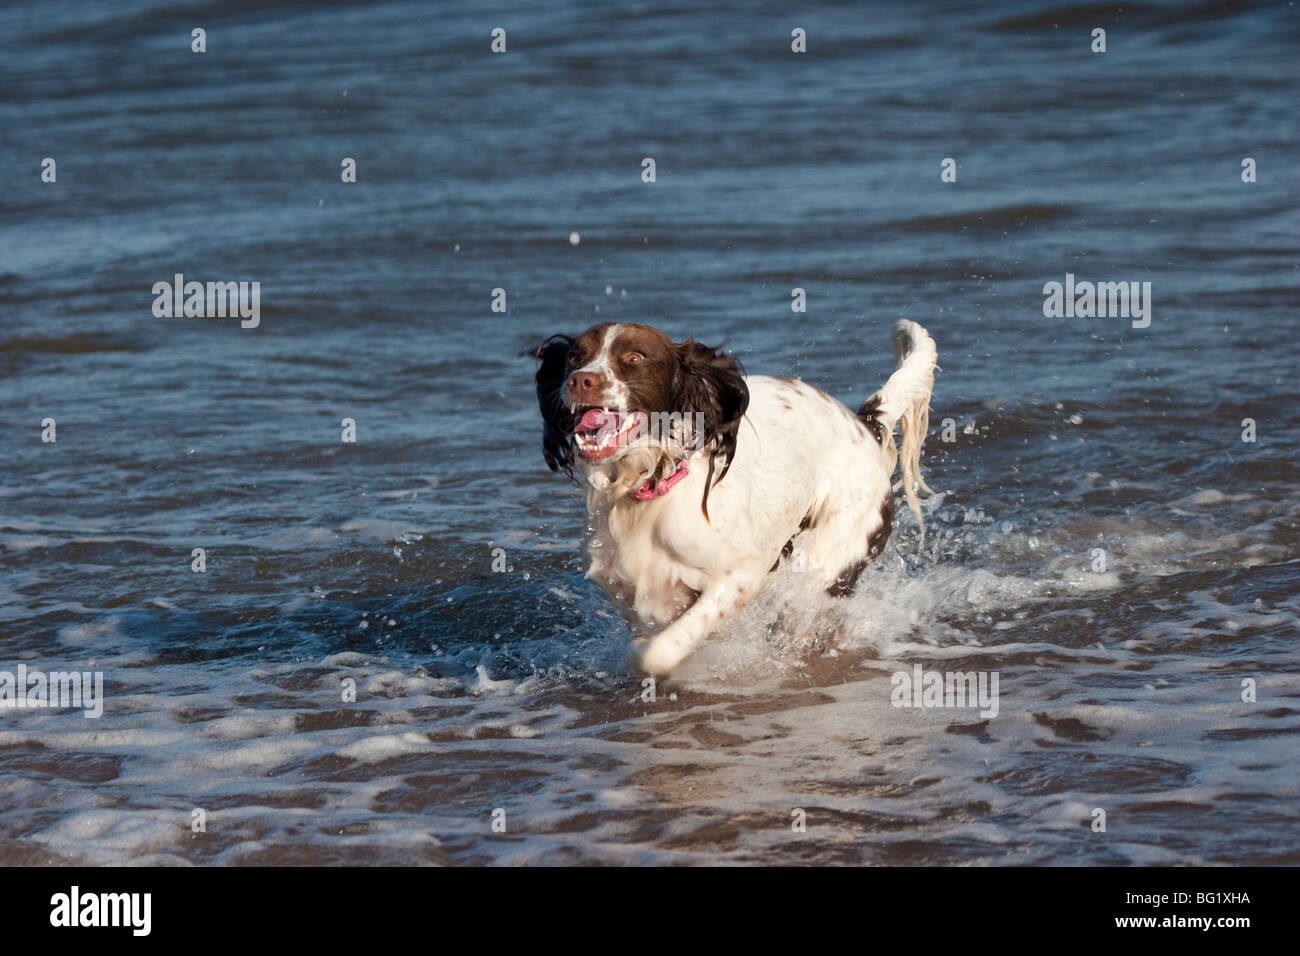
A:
868;491;894;559
826;560;867;597
772;514;814;573
857;393;887;445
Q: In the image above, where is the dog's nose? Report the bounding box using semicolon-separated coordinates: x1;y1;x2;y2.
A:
568;371;605;404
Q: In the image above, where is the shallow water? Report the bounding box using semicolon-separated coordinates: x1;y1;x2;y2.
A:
1;0;1297;864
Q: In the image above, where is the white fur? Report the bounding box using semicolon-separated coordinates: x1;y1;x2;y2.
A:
578;320;938;676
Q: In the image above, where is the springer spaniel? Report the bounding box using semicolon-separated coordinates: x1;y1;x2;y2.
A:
534;320;938;676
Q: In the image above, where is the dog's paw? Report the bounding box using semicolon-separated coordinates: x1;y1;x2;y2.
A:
635;633;688;678
627;636;657;675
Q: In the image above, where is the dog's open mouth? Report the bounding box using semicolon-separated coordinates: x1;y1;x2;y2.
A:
572;407;648;461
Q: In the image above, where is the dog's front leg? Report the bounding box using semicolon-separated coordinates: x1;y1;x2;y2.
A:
635;563;769;677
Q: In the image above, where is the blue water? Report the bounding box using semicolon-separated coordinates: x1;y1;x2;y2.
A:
0;0;1297;864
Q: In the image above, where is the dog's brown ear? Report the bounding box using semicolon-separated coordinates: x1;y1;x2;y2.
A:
534;334;577;478
676;339;748;519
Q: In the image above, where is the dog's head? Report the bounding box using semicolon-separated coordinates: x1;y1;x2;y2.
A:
534;323;748;510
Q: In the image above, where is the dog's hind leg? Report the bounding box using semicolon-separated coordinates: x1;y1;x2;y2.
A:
787;489;894;598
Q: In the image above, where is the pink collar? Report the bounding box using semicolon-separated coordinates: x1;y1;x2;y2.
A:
630;461;690;501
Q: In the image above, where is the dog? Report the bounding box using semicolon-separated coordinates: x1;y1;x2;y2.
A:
534;320;938;676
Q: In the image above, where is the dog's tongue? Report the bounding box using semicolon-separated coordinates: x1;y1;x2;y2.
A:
578;408;615;432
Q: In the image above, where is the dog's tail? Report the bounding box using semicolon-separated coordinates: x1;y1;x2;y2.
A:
858;319;938;536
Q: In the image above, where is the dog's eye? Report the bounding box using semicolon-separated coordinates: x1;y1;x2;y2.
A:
624;352;644;365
